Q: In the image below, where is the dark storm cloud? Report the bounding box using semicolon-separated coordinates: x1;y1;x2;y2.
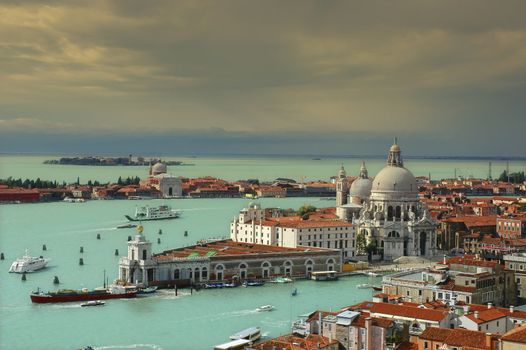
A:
0;0;525;156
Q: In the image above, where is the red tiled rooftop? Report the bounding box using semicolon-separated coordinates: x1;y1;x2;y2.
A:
420;327;500;349
502;325;526;343
370;303;449;322
465;309;507;324
154;239;333;262
251;334;337;350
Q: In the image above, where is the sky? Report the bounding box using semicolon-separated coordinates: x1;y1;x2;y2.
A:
0;0;525;157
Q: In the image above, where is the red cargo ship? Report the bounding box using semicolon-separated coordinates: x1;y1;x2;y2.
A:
30;285;137;303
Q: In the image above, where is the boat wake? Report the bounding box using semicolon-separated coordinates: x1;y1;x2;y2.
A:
92;344;163;350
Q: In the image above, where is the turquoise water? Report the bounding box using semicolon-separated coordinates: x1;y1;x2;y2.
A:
1;155;525;349
0;198;378;350
1;155;525;183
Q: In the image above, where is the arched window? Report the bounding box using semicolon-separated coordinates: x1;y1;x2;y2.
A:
395;206;401;219
326;258;335;271
201;267;208;279
215;264;224;281
387;206;394;220
305;259;314;276
388;231;400;238
194;267;200;280
284;260;293;276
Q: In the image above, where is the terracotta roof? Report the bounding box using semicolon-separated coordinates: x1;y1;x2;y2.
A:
464;309;507;324
251;334;337;350
351;314;393;329
370;303;449;322
420;327;500;349
502;325;526;343
154;239;333;261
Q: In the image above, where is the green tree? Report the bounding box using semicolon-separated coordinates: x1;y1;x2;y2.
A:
297;204;316;216
356;232;367;255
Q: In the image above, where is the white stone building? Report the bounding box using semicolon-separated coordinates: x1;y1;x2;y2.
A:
354;141;438;260
142;162;182;198
230;203;357;259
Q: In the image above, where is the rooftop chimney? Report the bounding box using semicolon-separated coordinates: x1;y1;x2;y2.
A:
443;254;447;264
510;306;515;314
485;333;492;349
474;311;479;319
487;303;492;309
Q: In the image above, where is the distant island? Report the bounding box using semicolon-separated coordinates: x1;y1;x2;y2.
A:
43;155;187;166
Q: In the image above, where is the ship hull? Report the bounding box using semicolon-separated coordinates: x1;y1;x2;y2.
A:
124;215;179;221
30;292;136;303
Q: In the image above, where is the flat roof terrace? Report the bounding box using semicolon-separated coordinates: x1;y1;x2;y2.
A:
154;239;336;262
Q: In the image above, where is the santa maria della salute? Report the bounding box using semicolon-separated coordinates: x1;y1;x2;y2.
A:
336;139;438;261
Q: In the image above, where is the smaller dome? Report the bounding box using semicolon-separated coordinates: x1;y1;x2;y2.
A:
349;177;372;199
151;162;167;175
390;143;400;152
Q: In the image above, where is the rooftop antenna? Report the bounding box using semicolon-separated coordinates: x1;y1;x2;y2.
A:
488;162;492;181
506;161;510;183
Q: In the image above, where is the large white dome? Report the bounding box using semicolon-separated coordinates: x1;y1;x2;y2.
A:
372;166;417;193
151;162;167;175
349;177;372;198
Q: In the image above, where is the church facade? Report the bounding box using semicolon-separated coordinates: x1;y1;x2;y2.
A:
337;141;437;261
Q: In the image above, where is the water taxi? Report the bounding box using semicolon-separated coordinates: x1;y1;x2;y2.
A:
256;305;274;312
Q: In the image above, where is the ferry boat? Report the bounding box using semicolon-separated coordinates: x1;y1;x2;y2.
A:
30;285;137;303
9;250;49;273
229;327;261;342
125;205;180;221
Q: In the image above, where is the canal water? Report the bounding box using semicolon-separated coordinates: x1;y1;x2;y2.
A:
0;197;379;350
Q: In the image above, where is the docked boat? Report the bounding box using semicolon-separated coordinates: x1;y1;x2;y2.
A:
30;285;137;303
310;271;338;281
125;205;180;221
9;250;49;273
268;276;292;284
214;339;251;350
292;319;309;336
116;223;137;229
356;283;372;289
229;327;261;342
63;197;85;203
81;300;105;307
257;304;274;312
242;280;265;287
137;286;158;295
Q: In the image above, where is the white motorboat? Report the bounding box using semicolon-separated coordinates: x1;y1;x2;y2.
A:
81;300;105;307
356;283;372;289
125;205;180;221
268;276;292;283
9;250;49;273
63;197;85;203
229;327;261;342
366;271;380;277
214;339;251;350
257;304;275;312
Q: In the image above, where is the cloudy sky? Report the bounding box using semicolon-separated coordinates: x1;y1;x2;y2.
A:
0;0;525;156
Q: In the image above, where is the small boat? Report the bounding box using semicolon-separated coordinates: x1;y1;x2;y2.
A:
81;300;105;307
137;286;158;294
125;205;180;221
268;277;292;284
205;283;225;289
291;288;298;296
9;250;49;273
242;280;265;287
229;326;261;342
63;197;85;203
292;319;309;336
257;304;274;312
372;286;383;291
366;271;380;277
116;223;137;229
214;339;251;350
356;284;372;289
